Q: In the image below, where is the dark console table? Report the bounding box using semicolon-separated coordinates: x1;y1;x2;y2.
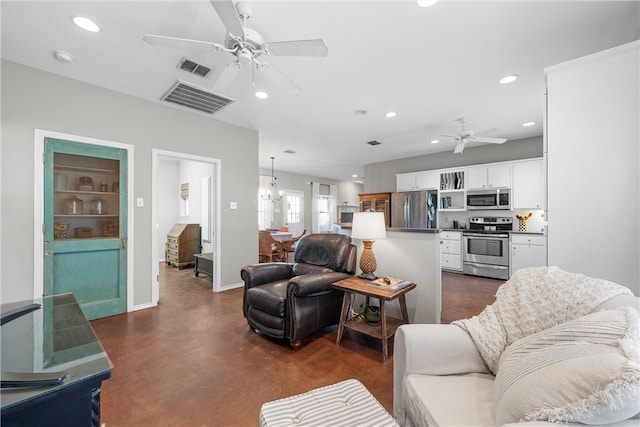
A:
194;252;214;279
1;293;113;426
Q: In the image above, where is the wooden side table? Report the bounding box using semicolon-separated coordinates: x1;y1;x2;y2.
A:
332;276;416;365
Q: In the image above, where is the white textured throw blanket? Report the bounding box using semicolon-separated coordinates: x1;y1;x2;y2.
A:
453;266;633;374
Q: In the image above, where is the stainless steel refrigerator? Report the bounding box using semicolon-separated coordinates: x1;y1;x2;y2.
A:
391;191;438;229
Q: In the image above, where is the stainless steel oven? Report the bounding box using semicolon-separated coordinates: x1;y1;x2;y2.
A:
462;217;512;280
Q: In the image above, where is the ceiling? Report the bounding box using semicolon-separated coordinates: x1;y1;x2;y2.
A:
2;1;639;181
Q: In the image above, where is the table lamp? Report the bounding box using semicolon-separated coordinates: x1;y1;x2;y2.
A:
351;212;387;280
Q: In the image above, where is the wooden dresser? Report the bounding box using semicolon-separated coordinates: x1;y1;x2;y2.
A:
166;223;201;269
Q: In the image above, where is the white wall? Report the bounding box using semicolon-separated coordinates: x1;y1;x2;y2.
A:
158;159;180;261
546;41;639;294
157;158;215;261
1;60;259;307
341;230;442;324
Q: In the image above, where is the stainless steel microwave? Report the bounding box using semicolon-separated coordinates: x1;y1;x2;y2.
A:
466;188;511;210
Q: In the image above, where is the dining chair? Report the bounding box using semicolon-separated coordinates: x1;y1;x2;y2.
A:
259;230;285;263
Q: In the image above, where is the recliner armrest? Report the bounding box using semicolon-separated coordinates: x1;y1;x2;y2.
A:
241;263;293;288
288;272;352;297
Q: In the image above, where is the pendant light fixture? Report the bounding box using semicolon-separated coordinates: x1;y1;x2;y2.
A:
261;157;282;229
261;157;282;202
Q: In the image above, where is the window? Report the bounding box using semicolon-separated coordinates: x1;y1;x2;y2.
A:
286;194;301;224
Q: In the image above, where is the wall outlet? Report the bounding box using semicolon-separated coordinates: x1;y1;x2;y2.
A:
230;202;238;210
136;197;144;207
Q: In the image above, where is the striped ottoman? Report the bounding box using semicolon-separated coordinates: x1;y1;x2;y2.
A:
259;379;399;427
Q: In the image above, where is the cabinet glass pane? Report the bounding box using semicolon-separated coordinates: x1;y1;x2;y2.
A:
53;153;120;240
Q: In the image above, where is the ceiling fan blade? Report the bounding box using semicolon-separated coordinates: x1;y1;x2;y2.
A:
212;61;242;92
440;134;459;138
263;39;329;57
454;143;465;154
473;137;507;144
143;34;226;52
210;0;246;38
258;62;301;96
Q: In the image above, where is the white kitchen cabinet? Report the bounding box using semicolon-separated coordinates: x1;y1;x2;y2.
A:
512;158;544;209
396;171;439;191
467;165;511;189
510;234;547;276
415;171;439;190
440;231;462;271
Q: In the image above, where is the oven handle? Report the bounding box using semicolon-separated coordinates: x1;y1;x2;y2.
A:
463;233;510;238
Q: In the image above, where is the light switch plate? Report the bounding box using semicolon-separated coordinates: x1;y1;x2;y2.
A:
136;197;144;207
229;202;238;210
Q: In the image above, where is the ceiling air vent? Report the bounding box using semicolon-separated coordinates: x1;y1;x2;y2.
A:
178;58;211;78
161;80;234;115
366;140;381;146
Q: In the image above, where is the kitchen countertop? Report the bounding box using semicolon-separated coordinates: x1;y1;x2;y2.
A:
339;224;439;233
440;228;544;235
338;225;544;235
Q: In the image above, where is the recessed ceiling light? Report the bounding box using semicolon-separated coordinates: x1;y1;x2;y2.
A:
255;91;268;99
417;1;437;7
352;174;358;178
72;16;100;33
523;121;536;127
385;111;397;118
430;139;440;144
499;75;518;84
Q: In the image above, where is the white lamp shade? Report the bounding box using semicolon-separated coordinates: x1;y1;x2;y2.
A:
351;212;387;240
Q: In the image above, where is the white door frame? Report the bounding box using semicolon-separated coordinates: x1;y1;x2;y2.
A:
151;149;222;301
33;129;135;311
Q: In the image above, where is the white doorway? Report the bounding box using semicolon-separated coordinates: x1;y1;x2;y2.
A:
151;150;221;303
282;190;305;236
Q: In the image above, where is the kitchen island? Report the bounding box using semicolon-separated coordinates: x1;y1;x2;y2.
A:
339;227;441;324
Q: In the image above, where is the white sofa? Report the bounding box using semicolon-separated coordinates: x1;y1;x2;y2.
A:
393;291;640;427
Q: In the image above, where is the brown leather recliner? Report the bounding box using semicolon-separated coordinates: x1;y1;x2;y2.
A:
241;233;357;349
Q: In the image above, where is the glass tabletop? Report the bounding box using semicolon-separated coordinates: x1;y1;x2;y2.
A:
1;293;113;410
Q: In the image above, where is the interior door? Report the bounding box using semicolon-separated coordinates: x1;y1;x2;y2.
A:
282;190;304;236
43;137;127;320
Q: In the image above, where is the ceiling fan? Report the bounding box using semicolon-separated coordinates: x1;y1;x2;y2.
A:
441;117;508;154
143;0;328;95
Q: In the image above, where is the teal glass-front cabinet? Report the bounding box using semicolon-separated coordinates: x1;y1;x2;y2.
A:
43;137;128;320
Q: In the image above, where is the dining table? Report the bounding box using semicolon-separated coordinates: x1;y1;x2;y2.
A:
269;231;293;242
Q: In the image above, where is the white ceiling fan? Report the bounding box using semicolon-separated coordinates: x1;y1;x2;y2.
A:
441;117;508;154
143;0;328;95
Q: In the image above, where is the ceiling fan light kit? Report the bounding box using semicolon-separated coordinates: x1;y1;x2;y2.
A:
442;117;508;154
143;0;328;98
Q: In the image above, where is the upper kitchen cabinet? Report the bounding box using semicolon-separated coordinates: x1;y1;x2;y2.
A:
512;159;544;209
466;165;511;189
359;192;391;227
396;171;439;191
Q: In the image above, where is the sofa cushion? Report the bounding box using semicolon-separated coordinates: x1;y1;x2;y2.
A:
403;373;496;427
494;308;640;425
453;266;633;374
